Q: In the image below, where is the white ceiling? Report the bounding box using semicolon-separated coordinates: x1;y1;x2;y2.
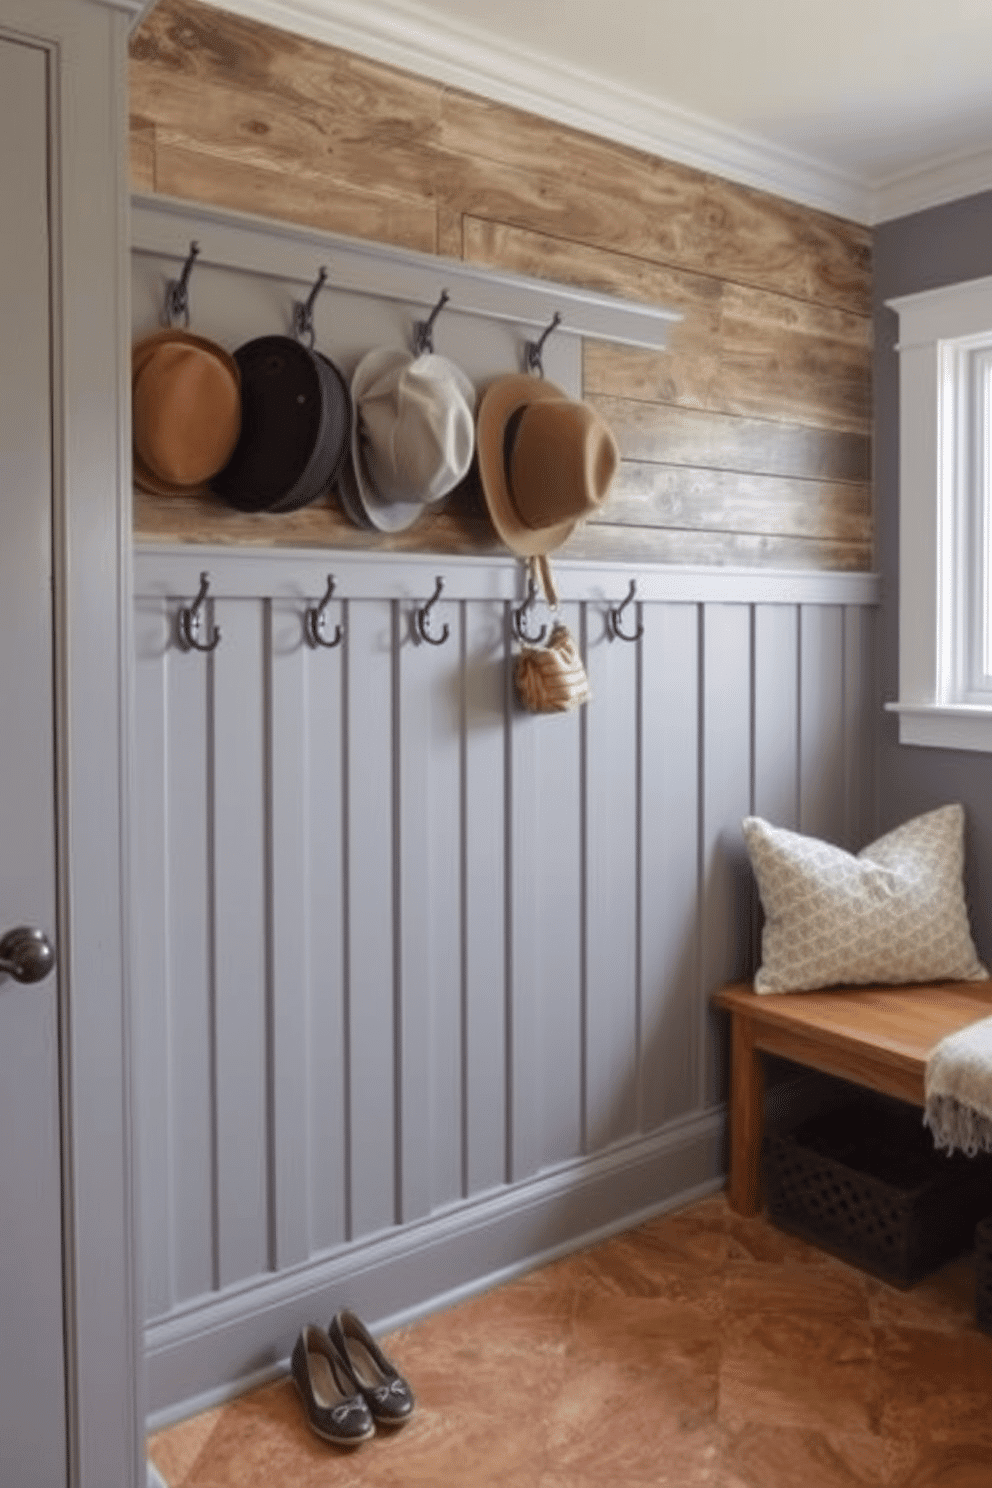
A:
200;0;992;224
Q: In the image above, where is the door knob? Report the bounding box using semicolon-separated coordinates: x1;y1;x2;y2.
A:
0;926;56;983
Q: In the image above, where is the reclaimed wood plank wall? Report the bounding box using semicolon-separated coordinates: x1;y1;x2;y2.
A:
128;0;873;569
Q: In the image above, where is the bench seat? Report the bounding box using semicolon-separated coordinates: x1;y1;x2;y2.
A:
712;979;992;1216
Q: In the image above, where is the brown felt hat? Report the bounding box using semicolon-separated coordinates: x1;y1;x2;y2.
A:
476;373;620;557
132;329;242;498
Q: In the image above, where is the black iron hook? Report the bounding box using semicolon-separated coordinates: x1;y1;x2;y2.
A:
512;571;548;645
178;572;222;653
164;241;200;328
304;574;344;649
292;266;328;349
415;576;450;646
524;311;562;378
607;579;644;643
413;289;450;356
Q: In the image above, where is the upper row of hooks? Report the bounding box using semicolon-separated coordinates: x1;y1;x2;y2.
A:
164;241;564;375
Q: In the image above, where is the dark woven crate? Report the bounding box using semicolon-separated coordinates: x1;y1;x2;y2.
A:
977;1215;992;1334
764;1096;992;1287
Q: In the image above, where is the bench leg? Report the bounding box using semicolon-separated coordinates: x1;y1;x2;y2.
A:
727;1014;764;1216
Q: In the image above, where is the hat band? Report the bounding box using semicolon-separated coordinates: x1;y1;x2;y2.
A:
502;404;535;530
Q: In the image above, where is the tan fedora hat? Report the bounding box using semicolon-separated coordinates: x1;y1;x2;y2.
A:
476;374;619;557
132;328;241;498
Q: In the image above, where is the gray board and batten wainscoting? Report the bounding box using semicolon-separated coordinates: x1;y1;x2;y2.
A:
132;197;879;1423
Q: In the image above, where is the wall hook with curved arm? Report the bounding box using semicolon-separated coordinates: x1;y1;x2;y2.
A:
292;265;328;349
512;570;548;645
164;241;200;328
304;574;344;649
416;576;450;646
607;579;644;642
178;571;222;653
524;311;562;378
414;289;450;356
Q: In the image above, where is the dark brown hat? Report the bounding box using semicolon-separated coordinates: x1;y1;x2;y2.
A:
132;328;242;498
210;336;351;513
477;374;619;557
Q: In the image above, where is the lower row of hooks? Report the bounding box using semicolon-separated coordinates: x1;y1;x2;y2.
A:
176;572;645;653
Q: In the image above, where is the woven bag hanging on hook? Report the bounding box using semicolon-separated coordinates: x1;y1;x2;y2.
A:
514;556;591;714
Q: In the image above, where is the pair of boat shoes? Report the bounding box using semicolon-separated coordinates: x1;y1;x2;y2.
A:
291;1309;415;1447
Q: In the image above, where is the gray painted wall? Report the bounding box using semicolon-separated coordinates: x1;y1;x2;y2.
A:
134;549;877;1418
874;190;992;961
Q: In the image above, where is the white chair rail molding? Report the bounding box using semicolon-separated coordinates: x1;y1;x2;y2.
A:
888;272;992;751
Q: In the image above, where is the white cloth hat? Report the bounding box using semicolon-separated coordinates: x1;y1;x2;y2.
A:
346;347;476;532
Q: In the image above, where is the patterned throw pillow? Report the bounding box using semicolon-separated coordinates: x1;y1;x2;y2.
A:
742;804;988;994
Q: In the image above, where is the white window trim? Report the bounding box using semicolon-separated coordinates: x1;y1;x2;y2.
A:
887;274;992;752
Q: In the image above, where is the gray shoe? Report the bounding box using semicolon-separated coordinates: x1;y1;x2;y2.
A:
291;1324;375;1446
328;1309;415;1427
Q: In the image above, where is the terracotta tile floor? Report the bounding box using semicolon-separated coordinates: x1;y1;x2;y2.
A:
147;1194;992;1487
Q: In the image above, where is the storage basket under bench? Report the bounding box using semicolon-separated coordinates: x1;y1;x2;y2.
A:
764;1091;992;1286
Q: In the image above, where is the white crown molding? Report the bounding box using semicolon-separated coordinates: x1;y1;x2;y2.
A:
870;145;992;225
195;0;874;223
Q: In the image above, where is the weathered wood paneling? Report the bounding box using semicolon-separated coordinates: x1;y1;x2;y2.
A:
128;0;873;571
436;92;870;314
154;144;439;251
129;115;156;193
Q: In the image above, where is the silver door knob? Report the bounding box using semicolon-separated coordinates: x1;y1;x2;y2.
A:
0;926;56;983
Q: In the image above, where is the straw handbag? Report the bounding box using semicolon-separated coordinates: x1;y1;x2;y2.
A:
514;557;591;714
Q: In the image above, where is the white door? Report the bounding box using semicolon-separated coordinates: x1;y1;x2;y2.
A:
0;34;69;1488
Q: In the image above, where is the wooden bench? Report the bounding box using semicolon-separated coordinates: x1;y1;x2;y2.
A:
713;980;992;1216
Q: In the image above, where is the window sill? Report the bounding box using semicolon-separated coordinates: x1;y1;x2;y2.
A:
885;701;992;752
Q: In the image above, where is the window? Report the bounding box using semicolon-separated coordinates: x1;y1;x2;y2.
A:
887;275;992;751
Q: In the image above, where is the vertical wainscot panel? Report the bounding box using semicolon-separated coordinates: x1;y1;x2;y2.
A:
799;605;847;843
584;602;640;1152
164;610;216;1305
462;601;509;1196
302;595;350;1257
639;603;700;1131
134;598;173;1320
212;598;271;1287
268;597;311;1273
509;602;583;1182
397;586;463;1222
343;599;398;1240
268;593;349;1267
753;605;800;828
843;604;877;849
700;603;754;1108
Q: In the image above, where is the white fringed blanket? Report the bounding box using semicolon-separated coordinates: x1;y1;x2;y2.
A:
924;1014;992;1155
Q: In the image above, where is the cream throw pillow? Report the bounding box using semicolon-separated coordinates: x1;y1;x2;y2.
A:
742;804;988;994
